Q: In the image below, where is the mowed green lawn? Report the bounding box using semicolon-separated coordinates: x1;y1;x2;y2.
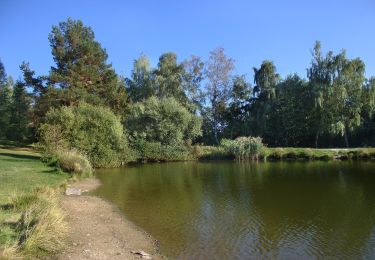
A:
0;147;68;203
0;147;69;248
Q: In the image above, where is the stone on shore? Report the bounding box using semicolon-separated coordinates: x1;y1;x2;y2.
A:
65;187;82;196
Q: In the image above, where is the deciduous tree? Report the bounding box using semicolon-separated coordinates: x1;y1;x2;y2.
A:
204;47;234;144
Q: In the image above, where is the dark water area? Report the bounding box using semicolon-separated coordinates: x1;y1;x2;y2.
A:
94;161;375;259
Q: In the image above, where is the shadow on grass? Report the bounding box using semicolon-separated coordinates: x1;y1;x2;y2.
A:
0;204;13;210
41;168;67;175
0;152;40;161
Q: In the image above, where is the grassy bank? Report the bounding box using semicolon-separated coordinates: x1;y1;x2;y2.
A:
0;146;69;258
194;146;375;161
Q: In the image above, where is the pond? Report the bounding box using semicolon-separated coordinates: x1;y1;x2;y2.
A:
94;161;375;259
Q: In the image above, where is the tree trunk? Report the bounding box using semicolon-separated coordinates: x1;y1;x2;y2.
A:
315;130;319;148
344;126;349;148
213;124;219;145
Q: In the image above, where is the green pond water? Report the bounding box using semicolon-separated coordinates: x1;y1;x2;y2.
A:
94;161;375;259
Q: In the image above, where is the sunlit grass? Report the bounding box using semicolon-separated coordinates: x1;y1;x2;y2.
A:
0;147;69;257
0;147;68;203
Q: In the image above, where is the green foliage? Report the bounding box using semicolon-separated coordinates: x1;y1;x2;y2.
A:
182;55;205;113
126;54;155;102
306;41;366;147
190;145;227;160
126;52;193;109
251;61;280;141
48;18;127;114
126;97;202;146
133;140;192;162
126;97;202;161
221;136;264;160
0;59;6;87
260;147;339;161
253;60;279;101
0;61;32;143
225;75;253;138
266;74;313;146
204;47;235;144
191;146;373;162
362;78;375;117
0;77;13;139
154;53;186;103
39;103;130;167
8;81;32;142
21;18;127;135
191;145;232;160
4;17;375;153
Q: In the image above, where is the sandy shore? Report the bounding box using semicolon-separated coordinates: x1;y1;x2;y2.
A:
57;178;162;260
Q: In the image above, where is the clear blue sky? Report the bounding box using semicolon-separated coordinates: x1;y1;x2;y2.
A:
1;0;374;82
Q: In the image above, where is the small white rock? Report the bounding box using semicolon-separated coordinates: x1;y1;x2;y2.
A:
65;187;81;196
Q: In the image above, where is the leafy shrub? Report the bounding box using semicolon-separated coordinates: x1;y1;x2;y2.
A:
133;140;192;162
39;103;132;167
220;139;236;154
126;97;202;146
221;136;264;160
126;97;202;161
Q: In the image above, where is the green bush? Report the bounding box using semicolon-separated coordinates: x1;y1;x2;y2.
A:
221;136;264;160
133;140;192;162
220;139;236;154
126;97;202;146
39;103;132;167
126;97;202;161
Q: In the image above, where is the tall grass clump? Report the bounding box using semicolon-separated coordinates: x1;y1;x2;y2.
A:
132;140;193;162
1;187;68;259
55;149;93;177
191;145;233;160
221;136;264;160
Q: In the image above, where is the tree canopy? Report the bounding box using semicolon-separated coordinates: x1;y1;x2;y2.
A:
1;18;375;151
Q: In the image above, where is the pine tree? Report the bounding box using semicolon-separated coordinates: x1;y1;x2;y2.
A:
8;81;31;142
48;18;127;114
0;77;13;139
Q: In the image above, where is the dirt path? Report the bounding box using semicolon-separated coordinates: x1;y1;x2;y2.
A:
57;178;162;260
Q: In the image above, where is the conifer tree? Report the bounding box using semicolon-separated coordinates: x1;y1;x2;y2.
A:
8;81;31;142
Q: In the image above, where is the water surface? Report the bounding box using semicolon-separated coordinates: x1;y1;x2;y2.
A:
94;161;375;259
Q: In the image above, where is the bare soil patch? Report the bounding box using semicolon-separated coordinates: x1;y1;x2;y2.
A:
57;178;162;260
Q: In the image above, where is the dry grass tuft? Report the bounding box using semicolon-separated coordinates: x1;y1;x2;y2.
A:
1;187;68;259
56;149;93;177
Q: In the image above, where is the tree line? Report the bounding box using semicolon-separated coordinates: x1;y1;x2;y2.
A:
1;18;374;153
